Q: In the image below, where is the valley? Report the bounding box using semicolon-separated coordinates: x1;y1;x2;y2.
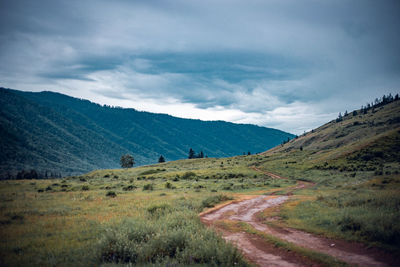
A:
0;98;399;266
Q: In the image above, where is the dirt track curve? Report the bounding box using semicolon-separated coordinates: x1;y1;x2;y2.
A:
200;168;395;267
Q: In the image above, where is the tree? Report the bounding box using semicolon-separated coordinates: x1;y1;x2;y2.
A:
336;112;343;122
198;151;204;158
120;154;134;168
158;155;165;163
188;148;195;159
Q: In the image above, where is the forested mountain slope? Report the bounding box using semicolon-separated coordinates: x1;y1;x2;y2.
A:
0;87;293;177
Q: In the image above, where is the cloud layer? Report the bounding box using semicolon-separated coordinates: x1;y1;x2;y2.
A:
1;0;399;134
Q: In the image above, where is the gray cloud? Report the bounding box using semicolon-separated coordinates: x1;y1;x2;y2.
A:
0;0;399;134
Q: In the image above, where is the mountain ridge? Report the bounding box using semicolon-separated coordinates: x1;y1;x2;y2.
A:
0;87;294;177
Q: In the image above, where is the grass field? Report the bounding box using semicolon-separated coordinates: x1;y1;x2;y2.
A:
1;150;399;265
0;156;284;266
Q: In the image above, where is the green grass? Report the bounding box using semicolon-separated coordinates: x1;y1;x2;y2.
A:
279;177;400;251
0;158;270;266
1;147;399;265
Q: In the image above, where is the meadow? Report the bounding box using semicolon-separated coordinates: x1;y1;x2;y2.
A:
1;146;399;266
0;156;291;266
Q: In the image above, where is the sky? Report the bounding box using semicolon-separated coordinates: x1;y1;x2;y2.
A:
0;0;399;134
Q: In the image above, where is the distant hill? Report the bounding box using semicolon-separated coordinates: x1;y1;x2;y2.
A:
266;94;400;170
0;87;294;177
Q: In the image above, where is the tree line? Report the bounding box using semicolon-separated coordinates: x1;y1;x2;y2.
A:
119;148;207;169
336;93;399;122
2;170;63;180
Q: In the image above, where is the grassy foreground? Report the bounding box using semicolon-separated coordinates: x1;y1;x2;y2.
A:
1;149;399;266
0;156;285;266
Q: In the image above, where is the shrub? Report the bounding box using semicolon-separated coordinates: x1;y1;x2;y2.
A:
106;191;117;198
165;182;172;189
201;194;232;208
143;184;154;191
182;171;196;180
97;214;248;266
82;185;89;191
147;203;171;215
123;185;136;191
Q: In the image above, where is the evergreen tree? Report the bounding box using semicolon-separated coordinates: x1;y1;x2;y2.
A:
120;154;135;168
198;151;204;158
158;155;165;163
336;112;343;122
188;148;195;159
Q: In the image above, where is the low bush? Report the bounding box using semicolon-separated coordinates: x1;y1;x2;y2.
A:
143;184;154;191
97;210;248;266
182;172;196;180
165;182;172;189
201;194;232;208
122;185;136;191
147;203;171;216
106;191;117;198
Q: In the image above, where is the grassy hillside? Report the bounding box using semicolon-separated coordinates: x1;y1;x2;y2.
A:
0;87;294;177
254;98;400;251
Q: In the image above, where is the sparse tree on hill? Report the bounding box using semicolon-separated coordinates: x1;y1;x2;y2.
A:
188;148;195;159
120;154;134;168
198;151;204;158
336;112;343;122
158;155;165;163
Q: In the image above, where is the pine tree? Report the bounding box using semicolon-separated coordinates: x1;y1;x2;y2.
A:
336;112;343;122
158;155;165;163
188;148;195;159
198;151;204;158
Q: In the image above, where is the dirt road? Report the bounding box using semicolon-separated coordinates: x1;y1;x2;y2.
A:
200;169;394;266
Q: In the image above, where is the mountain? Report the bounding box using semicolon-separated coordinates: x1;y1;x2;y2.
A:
0;87;294;177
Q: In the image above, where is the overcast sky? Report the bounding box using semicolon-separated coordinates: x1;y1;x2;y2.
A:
1;0;399;134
